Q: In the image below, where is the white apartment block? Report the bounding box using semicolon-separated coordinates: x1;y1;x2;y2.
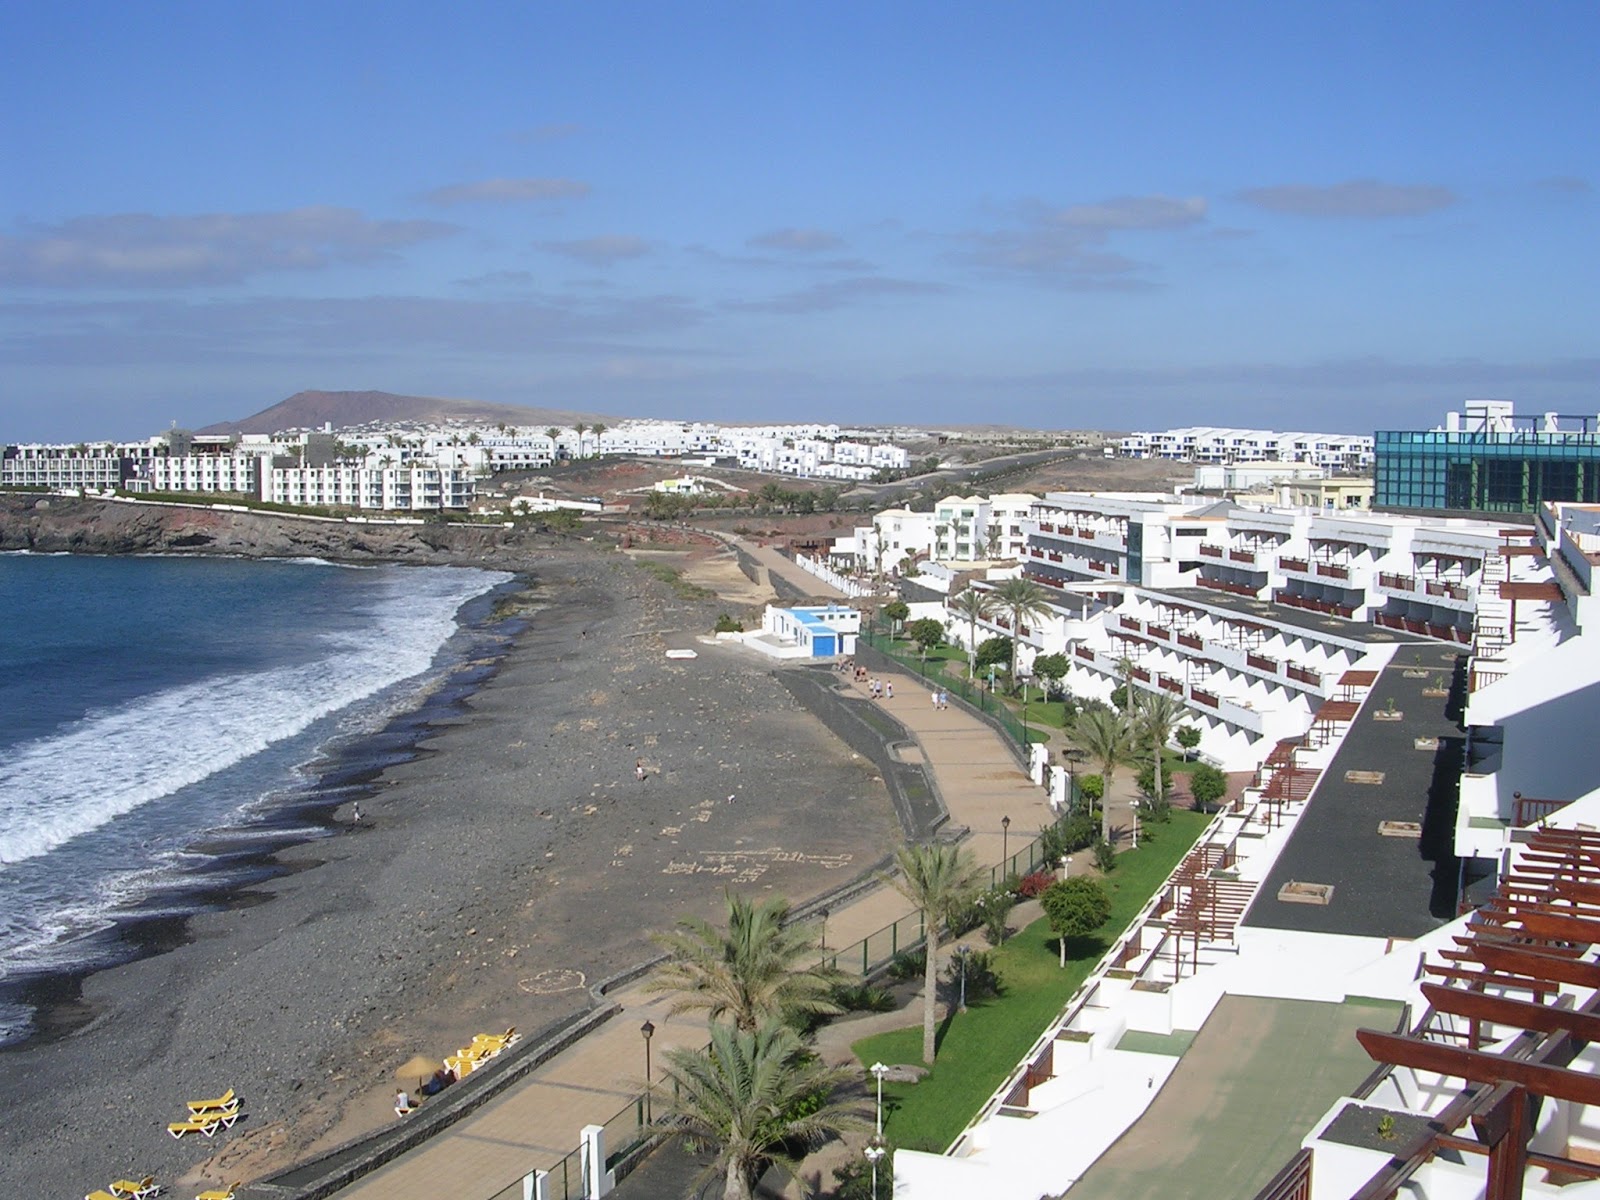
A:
927;490;1567;770
1120;426;1374;470
262;465;475;510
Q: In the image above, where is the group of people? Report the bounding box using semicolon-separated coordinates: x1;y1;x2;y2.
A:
930;688;950;710
867;677;893;700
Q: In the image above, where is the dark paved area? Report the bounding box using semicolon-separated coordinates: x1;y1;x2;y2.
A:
1157;587;1430;646
1244;644;1467;938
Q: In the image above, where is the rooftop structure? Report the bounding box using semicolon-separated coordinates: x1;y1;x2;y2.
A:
1376;400;1600;515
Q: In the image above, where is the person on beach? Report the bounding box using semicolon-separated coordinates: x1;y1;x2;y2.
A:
352;801;362;825
636;759;646;782
395;1089;414;1117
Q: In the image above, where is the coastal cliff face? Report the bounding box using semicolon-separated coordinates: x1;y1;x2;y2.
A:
0;494;553;568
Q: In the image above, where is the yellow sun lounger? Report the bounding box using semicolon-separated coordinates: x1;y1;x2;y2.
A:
110;1179;158;1199
195;1182;241;1200
167;1111;238;1138
87;1191;122;1200
186;1088;236;1114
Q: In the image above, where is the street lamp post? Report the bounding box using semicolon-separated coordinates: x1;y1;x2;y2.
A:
955;944;970;1012
820;906;830;951
1001;815;1010;874
868;1060;891;1200
1064;748;1085;814
640;1020;655;1123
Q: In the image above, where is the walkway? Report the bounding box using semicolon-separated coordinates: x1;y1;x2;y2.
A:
722;533;850;602
321;661;1050;1200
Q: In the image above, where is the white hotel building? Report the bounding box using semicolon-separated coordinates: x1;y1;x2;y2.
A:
901;498;1600;1200
940;491;1562;770
1119;426;1375;471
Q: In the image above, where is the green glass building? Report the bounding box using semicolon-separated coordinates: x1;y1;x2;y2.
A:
1375;424;1600;514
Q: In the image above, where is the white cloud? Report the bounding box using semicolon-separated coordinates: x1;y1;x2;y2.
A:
1238;179;1456;218
423;177;590;206
537;235;651;265
959;193;1206;285
725;276;951;315
0;207;455;288
747;227;845;252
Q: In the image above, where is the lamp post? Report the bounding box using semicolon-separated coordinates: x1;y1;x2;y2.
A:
1020;670;1030;744
819;905;830;951
1064;748;1085;814
640;1020;655;1123
865;1139;886;1200
1001;815;1011;874
955;944;970;1012
867;1060;891;1198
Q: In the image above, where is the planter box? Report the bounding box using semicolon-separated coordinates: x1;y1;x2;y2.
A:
1373;710;1404;722
1414;737;1439;751
1345;770;1386;785
1278;880;1334;905
1378;821;1423;839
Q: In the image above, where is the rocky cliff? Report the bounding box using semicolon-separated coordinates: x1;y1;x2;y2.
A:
0;495;557;569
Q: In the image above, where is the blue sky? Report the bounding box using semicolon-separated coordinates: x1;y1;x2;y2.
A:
1;2;1595;441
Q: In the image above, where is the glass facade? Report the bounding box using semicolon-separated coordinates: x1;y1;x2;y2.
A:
1375;429;1600;513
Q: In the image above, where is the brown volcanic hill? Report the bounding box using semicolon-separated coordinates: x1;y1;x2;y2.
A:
198;390;608;435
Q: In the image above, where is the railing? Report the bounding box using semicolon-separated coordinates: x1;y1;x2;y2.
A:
1252;1148;1313;1200
1286;664;1321;687
1512;792;1568;828
1379;571;1414;591
1229;549;1256;565
1199;544;1223;559
1246;652;1278;673
1119;615;1142;632
1075;645;1096;661
1280;556;1309;573
1425;580;1470;601
1131;666;1150;683
1159;676;1183;694
1146;624;1171;641
1191;688;1218;708
1197;577;1258;598
1314;562;1350;581
1177;631;1204;650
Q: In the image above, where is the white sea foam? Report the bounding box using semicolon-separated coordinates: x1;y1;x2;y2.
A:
0;566;509;867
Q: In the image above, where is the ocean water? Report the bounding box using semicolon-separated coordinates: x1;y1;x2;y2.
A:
0;552;513;1043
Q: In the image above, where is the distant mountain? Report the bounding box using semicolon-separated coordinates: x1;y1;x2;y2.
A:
197;390;607;435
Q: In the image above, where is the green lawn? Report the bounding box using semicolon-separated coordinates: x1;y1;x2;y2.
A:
851;809;1211;1151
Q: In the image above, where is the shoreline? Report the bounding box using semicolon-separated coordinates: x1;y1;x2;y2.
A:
0;569;533;1051
0;543;902;1196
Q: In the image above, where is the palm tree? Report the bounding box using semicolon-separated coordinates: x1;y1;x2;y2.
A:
654;1021;870;1200
991;577;1051;689
1075;706;1131;843
891;843;983;1064
591;421;607;448
1136;691;1184;818
948;588;995;680
573;421;588;458
645;892;841;1031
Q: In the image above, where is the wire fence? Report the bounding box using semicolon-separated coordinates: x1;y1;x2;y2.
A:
857;620;1046;750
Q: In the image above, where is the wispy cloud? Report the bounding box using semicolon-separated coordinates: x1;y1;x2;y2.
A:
725;276;951;315
537;235;651;265
958;193;1206;284
1536;176;1592;195
0;291;704;366
454;270;535;289
510;122;583;144
424;177;590;206
747;227;844;252
1238;179;1456;218
0;207;455;288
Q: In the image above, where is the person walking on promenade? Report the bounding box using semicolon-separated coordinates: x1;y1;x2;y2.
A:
885;680;894;700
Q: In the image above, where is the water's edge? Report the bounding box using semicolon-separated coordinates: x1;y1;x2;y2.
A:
0;570;535;1050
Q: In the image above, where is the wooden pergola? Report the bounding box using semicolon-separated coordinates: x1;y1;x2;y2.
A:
1353;827;1600;1199
1307;699;1360;748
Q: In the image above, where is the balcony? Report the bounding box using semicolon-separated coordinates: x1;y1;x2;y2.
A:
1314;562;1350;581
1246;652;1279;673
1199;544;1223;559
1177;631;1204;651
1280;556;1309;574
1229;548;1257;565
1286;663;1321;688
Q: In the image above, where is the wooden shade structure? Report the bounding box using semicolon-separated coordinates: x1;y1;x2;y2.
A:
1350;827;1600;1199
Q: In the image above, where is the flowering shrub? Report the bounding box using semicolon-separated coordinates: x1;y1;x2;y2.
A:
1018;869;1055;898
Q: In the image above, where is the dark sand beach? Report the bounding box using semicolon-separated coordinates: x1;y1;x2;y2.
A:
0;546;900;1196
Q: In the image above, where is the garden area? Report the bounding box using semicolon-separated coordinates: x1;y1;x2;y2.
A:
851;808;1211;1152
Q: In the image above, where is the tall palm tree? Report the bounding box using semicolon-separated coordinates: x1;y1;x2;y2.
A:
948;587;995;680
654;1021;870;1200
891;843;983;1064
1075;706;1131;843
991;576;1052;688
645;892;841;1031
1136;691;1184;815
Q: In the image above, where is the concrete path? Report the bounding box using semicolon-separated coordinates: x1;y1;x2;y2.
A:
723;533;850;601
323;661;1050;1200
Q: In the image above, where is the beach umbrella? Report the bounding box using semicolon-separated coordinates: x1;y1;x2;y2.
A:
394;1055;443;1088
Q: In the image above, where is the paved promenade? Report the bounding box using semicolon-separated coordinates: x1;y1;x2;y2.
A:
324;664;1050;1200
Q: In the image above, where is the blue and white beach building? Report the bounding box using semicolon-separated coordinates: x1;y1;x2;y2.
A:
743;604;860;660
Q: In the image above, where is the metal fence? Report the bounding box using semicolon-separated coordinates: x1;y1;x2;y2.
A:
857;620;1043;750
470;722;1083;1200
